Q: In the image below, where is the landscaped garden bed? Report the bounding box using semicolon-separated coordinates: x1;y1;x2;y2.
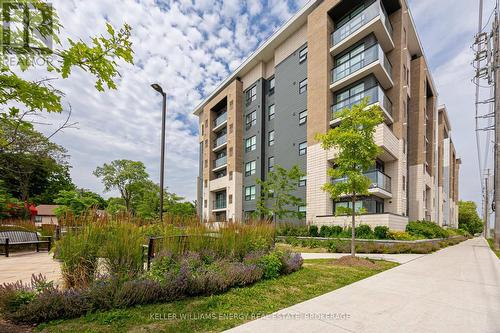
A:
276;220;470;254
32;259;397;333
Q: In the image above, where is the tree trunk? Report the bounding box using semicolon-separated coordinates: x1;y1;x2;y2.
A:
351;195;356;258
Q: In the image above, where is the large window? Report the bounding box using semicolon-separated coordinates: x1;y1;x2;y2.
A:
299;46;308;63
268;156;275;172
298;142;307;156
334;197;384;214
245;136;256;152
246;111;256;128
268;130;275;146
246;85;257;103
269;77;275;95
245;160;256;176
299;110;307;125
245;186;256;201
299;78;308;94
268;104;275;120
299;175;307;187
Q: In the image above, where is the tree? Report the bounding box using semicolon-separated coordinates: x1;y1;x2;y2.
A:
458;201;483;235
0;124;71;202
255;165;305;222
93;160;149;213
53;189;106;218
315;99;384;257
1;0;133;149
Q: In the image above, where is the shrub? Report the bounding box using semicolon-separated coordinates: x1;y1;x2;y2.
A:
355;225;374;239
388;231;416;241
308;225;319;237
319;225;343;237
406;220;449;239
374;226;390;239
258;252;283;279
279;252;303;274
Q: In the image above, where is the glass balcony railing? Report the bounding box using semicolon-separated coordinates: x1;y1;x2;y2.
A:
213;198;227;210
213;112;227;128
333;170;391;193
331;43;392;83
213;134;227;148
331;0;393;47
214;156;227;168
331;85;392;120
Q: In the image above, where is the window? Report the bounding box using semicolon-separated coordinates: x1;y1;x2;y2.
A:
246;111;256;128
245;186;256;201
245;136;257;152
268;156;275;172
298;206;306;213
299;78;307;94
299;142;307;156
299;46;308;63
201;124;204;136
299;175;307;187
268;104;275;120
403;176;406;191
204;200;207;208
246;85;257;103
269;77;275;95
299;110;307;125
268;130;275;146
245;160;256;176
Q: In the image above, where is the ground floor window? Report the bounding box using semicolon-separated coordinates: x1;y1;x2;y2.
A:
333;196;384;215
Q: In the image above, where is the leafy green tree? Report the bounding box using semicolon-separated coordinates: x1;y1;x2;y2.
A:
458;201;483;235
93;160;149;213
255;165;305;222
106;197;127;215
315;98;384;257
164;192;196;218
54;189;106;217
0;124;70;201
1;0;133;148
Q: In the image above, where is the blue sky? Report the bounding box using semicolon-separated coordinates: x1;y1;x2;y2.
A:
34;0;487;213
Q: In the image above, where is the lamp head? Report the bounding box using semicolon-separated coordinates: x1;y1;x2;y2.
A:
151;83;164;94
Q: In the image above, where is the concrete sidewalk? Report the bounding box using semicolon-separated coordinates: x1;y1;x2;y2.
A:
226;237;500;333
301;252;425;264
0;252;62;285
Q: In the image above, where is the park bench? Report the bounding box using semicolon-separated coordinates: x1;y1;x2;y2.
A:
0;230;52;257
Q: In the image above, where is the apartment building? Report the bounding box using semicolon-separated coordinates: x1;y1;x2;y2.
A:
436;106;461;228
194;0;460;230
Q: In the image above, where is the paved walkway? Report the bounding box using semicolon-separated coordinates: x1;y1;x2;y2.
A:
226;237;500;333
0;252;62;285
301;252;425;264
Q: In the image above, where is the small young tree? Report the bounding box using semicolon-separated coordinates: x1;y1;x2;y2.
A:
255;165;305;224
316;98;383;257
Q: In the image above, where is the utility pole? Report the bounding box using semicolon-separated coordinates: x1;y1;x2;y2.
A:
484;169;490;238
494;0;500;249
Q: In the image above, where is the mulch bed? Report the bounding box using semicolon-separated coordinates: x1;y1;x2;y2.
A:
0;318;33;333
332;255;379;269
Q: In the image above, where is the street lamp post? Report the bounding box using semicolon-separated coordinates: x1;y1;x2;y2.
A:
151;83;167;223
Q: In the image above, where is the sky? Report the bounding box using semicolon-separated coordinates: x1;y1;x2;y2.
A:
31;0;488;210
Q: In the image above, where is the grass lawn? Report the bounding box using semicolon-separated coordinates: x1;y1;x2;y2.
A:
487;239;500;259
36;259;397;333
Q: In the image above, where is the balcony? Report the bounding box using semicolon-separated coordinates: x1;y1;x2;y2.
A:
212;155;227;171
330;85;393;126
212;198;227;211
333;170;392;199
213;134;227;151
330;43;393;92
330;0;394;56
213;112;227;132
374;123;398;161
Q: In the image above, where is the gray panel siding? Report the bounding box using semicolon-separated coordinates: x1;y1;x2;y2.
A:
242;79;264;213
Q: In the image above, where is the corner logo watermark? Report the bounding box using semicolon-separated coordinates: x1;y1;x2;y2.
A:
1;0;55;66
